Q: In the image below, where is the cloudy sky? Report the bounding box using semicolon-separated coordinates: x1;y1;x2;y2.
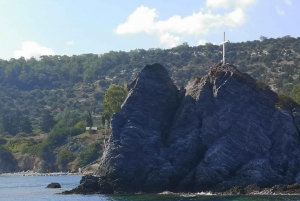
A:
0;0;299;60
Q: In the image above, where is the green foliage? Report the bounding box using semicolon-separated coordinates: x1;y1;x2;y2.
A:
275;93;297;109
6;139;36;153
76;132;90;139
290;84;300;105
85;110;93;127
75;142;102;169
256;82;270;90
103;84;127;121
74;121;86;130
0;35;300;125
1;110;32;135
53;108;82;129
21;141;50;159
40;109;56;133
56;149;76;171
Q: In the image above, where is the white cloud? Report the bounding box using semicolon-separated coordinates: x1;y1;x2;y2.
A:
67;41;74;45
159;33;180;47
116;6;158;34
206;0;258;9
14;41;55;59
276;6;285;15
115;1;257;47
116;6;246;36
284;0;292;6
198;39;207;45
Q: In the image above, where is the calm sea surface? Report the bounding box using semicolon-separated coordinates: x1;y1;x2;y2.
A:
1;175;300;201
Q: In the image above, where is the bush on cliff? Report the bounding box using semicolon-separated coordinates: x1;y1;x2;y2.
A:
75;142;102;169
276;93;298;109
56;149;76;171
290;84;300;105
6;139;36;153
102;84;127;122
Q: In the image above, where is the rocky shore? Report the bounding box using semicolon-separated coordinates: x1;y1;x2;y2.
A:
66;63;300;194
63;176;300;196
0;171;81;177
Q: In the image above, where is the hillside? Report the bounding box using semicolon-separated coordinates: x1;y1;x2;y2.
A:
0;35;300;132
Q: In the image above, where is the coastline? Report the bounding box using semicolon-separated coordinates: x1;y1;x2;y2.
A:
0;171;82;177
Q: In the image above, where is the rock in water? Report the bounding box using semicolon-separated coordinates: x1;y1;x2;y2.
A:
46;182;61;188
70;63;300;194
0;147;19;173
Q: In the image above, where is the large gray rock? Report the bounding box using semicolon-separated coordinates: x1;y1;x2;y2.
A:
0;147;19;173
70;63;300;194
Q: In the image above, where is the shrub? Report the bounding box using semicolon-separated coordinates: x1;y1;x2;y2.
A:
256;82;270;90
15;132;28;138
75;143;102;169
276;93;298;110
6;139;36;153
56;149;76;171
74;121;86;130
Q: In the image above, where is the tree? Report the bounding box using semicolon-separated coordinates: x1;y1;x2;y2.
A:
56;149;76;171
85;110;93;127
102;84;127;121
1;110;29;135
21;116;33;134
260;35;268;41
40;109;56;133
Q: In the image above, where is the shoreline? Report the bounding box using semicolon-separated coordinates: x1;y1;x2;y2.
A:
0;172;82;177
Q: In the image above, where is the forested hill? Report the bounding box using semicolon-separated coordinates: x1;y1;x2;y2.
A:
0;35;300;131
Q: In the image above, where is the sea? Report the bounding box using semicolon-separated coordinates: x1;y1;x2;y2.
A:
1;175;300;201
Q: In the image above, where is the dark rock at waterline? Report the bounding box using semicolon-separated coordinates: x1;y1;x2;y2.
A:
69;63;300;194
63;175;112;194
46;182;61;188
223;183;300;195
0;147;20;173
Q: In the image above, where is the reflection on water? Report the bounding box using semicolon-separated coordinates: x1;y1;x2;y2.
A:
0;176;300;201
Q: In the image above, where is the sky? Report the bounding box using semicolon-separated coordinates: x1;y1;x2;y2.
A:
0;0;299;60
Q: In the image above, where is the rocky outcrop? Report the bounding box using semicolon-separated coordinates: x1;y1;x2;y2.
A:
47;182;61;188
68;63;300;194
0;147;19;173
13;153;43;172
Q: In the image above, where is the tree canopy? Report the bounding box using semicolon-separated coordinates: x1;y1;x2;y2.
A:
102;84;127;121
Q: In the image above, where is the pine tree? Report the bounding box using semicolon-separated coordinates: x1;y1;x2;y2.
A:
40;109;56;132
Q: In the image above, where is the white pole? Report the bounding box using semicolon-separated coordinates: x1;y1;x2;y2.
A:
223;32;225;65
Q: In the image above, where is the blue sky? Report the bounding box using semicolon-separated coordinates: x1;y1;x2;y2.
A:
0;0;299;60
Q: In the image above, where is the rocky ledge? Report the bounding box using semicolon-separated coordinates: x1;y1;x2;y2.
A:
0;147;19;173
65;63;300;194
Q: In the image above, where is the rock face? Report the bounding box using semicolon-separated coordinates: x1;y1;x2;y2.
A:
70;63;300;194
0;147;19;173
46;182;61;188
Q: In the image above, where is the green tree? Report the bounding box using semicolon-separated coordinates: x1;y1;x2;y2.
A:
75;142;102;169
21;116;33;134
85;110;93;127
40;109;56;133
56;149;76;171
260;35;268;41
102;84;127;121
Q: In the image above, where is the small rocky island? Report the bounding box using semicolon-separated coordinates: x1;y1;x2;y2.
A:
65;63;300;195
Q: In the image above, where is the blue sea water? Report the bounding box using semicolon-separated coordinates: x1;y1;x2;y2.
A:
1;175;300;201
